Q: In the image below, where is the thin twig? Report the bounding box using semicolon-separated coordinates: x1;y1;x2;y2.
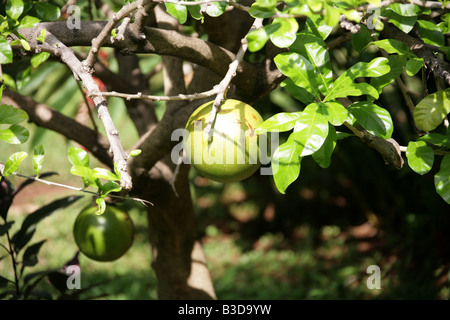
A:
203;17;264;140
83;0;152;70
89;87;220;101
11;172;153;206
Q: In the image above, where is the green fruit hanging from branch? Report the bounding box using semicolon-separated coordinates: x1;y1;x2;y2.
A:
184;99;264;183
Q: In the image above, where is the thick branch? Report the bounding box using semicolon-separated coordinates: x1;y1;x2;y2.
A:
2;89;113;168
17;21;282;99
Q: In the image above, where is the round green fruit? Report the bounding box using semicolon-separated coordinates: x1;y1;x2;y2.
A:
73;205;134;262
184;99;264;183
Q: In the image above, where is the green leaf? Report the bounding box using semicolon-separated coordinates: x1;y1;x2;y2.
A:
256;112;302;133
33;145;44;177
305;15;333;40
352;24;372;53
274;52;320;98
371;55;407;94
6;0;24;20
269;18;298;48
369;39;413;56
33;2;61;21
435;154;450;205
0;124;29;144
312;123;337;168
100;181;122;197
320;102;348;126
418;133;450;149
36;28;46;44
18;15;40;29
92;167;120;181
383;9;417;33
69;165;93;179
187;3;203;21
22;240;46;268
0;105;29;124
324;57;390;101
3;152;28;176
68;147;90;167
416;19;445;47
0;37;13;64
386;3;421;17
348;102;394;139
414;88;450;132
248;0;277;18
30;52;50;68
325;78;379;101
206;1;227;17
405;57;423;76
165;3;187;24
280;78;316;105
96;198;106;215
271;136;301;194
129;149;142;157
247;28;270;52
406;141;434;175
19;38;30;51
290;32;332;95
292;103;329;157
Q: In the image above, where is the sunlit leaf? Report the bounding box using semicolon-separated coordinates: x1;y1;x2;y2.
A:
33;145;44;177
256;112;302;133
348;102;394;139
0;124;29;144
312;123;337;168
271;136;301;194
414;88;450;132
3;152;28;176
406;141;434;175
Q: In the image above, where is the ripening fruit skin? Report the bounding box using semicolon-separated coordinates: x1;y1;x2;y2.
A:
184;99;263;183
73;205;134;262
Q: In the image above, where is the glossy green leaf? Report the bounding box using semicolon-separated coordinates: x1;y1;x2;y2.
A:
18;15;40;29
386;3;421;17
206;1;227;17
305;15;333;40
312;123;337;168
248;0;277;18
319;102;348;126
435;154;450;205
274;52;319;98
30;52;50;68
6;0;24;20
352;24;372;53
100;181;122;197
418;133;450;149
325;79;379;101
96;197;106;215
369;39;413;56
405;57;424;76
371;55;407;94
292;103;329;157
70;165;93;179
0;124;29;144
416;20;445;47
414;88;450;132
92;167;120;181
3;152;28;176
406;141;434;175
324;57;389;101
271;136;301;194
269;18;298;48
68;147;90;168
165;3;187;24
0;37;13;64
383;8;417;33
256;112;302;133
0;105;29;124
33;145;44;177
247;28;270;52
290;33;332;95
33;2;61;21
348;102;393;139
280;78;316;105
